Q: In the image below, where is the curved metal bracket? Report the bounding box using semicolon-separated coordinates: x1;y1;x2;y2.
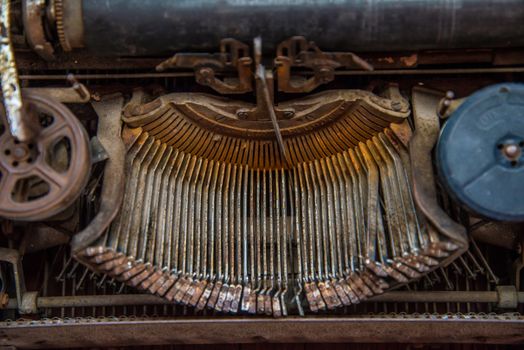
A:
410;86;468;249
71;95;125;252
274;36;373;93
156;38;253;94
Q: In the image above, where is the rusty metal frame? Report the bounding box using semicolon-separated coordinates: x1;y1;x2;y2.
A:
70;95;126;251
2;290;524;309
274;36;373;93
22;74;91;104
156;39;253;94
409;86;469;255
69;87;469;317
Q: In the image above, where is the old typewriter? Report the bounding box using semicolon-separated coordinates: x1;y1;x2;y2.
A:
0;0;523;348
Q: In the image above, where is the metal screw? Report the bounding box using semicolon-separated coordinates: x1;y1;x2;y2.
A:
197;68;215;86
438;91;455;118
13;146;27;159
503;144;520;159
283;111;295;119
237;111;249;120
391;101;402;111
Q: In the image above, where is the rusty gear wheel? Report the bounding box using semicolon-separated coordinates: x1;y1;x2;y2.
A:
0;91;90;221
54;0;71;51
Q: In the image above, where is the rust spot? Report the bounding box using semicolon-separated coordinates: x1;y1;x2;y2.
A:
400;54;418;67
378;57;395;64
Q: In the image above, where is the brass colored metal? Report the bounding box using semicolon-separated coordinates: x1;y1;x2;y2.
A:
73;87;463;316
121;89;409;169
156;36;372;95
53;0;84;52
0;91;91;221
275;36;373;93
156;39;253;94
54;0;69;51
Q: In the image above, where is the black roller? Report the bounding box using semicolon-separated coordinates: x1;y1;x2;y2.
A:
437;83;524;222
78;0;524;56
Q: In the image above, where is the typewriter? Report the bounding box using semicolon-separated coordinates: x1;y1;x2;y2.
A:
0;0;523;348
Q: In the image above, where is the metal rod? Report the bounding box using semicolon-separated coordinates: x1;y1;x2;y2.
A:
18;72;195;80
80;0;524;56
334;67;524;76
370;291;500;303
17;67;524;81
4;291;524;309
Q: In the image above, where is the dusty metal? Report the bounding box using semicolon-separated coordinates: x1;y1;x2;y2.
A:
19;291;38;314
22;74;91;103
156;36;373;95
72;86;464;316
253;37;290;167
54;0;84;52
71;95;126;251
156;39;253;94
18;224;70;254
119;88;409;168
496;286;519;309
410;87;468;250
438;95;466;120
0;248;25;309
15;67;524;82
5;289;524;310
1;0;30;142
22;0;55;61
0;91;91;221
75;0;524;56
275;36;373;93
470;220;522;251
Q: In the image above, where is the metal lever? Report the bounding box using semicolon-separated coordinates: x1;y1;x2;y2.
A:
274;36;373;93
254;37;291;168
156;38;253;94
0;0;31;141
23;74;91;103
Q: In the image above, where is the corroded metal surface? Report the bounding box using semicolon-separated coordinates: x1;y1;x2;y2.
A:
410;87;468;249
0;91;91;221
157;39;253;94
0;0;27;141
275;36;373;93
121;89;409;168
74;89;464;316
22;0;55;61
71;95;126;250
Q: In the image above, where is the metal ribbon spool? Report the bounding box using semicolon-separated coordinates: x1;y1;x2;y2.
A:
437;83;524;222
0;91;91;221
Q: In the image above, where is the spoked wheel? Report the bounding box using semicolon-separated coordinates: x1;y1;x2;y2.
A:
0;91;91;221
